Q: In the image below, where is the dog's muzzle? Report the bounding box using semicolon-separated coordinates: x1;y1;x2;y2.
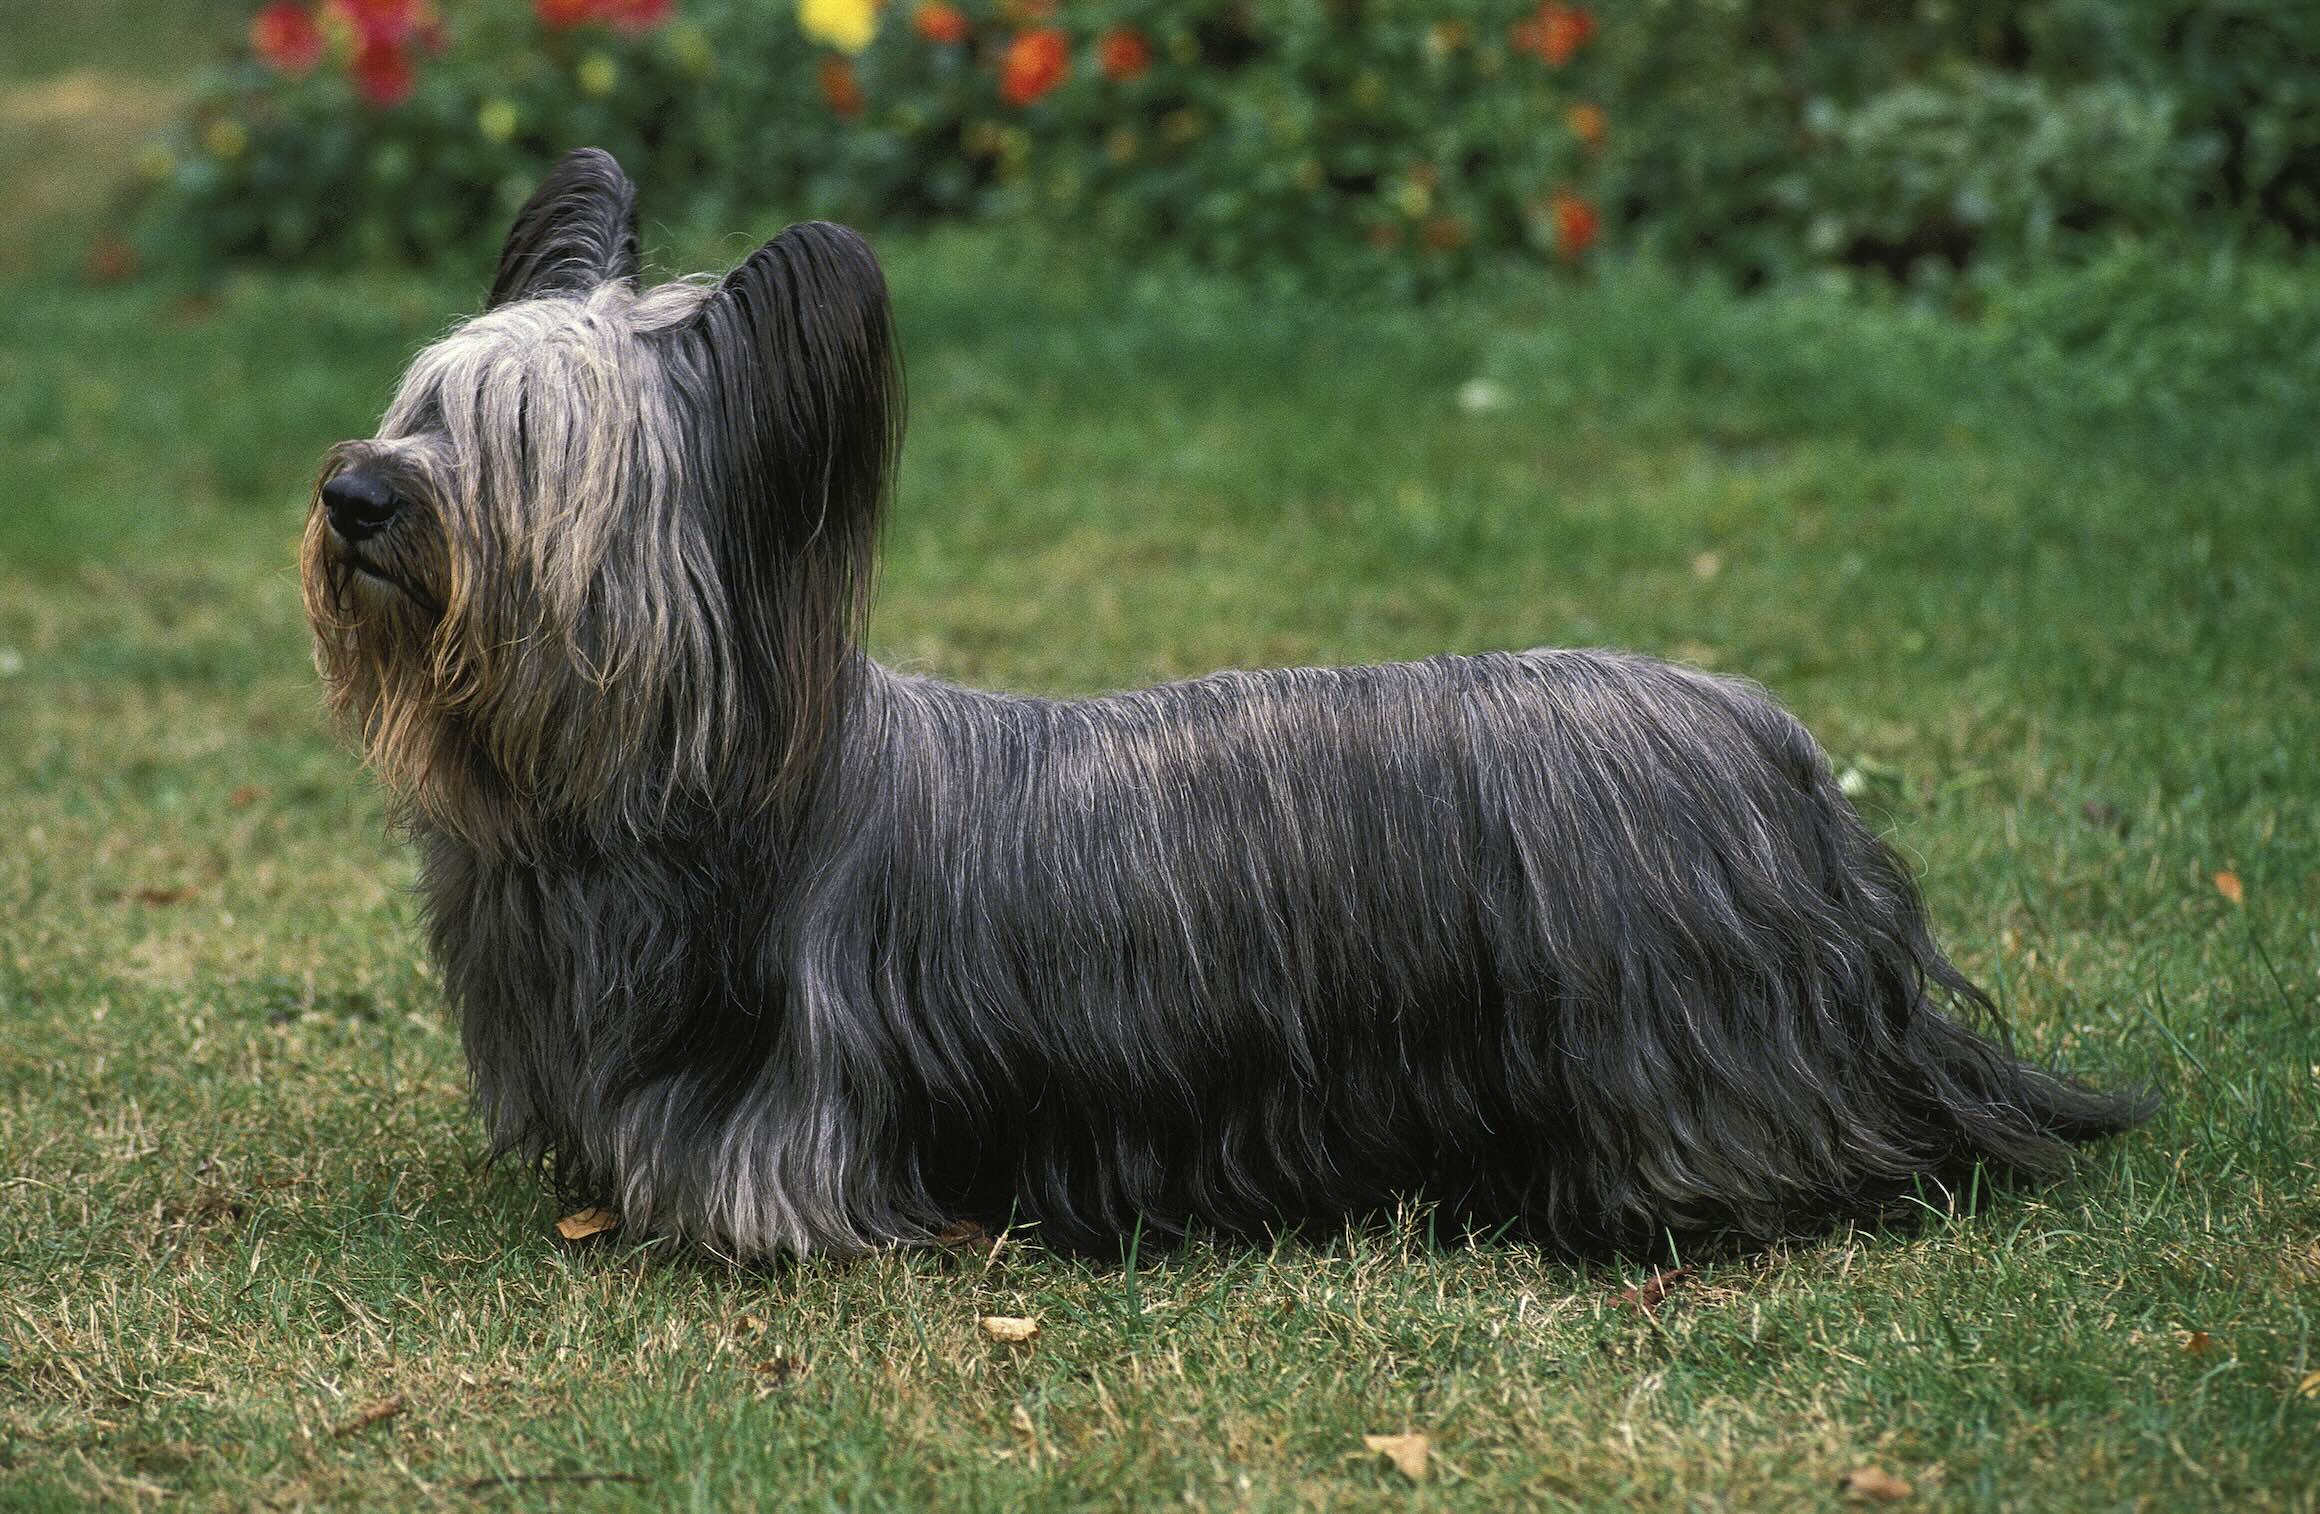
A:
322;469;403;544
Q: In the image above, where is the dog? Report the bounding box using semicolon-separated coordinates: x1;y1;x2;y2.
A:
303;148;2144;1261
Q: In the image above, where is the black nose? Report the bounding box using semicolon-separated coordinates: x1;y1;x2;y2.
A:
322;469;402;543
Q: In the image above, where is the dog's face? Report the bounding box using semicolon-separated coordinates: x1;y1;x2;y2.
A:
304;149;902;848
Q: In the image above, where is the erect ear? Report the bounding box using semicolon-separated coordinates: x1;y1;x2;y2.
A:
486;147;641;308
692;220;904;548
686;221;904;799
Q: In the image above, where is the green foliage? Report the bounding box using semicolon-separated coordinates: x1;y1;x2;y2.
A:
133;8;742;268
1599;0;2320;289
1023;1;1600;292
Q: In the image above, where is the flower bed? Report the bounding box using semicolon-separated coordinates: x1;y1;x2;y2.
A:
131;0;1605;291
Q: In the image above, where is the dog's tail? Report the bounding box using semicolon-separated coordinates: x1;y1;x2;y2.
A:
1740;677;2157;1177
1504;652;2153;1249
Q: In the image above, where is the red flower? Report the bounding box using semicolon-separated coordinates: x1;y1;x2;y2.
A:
250;3;327;72
250;3;325;74
1511;3;1594;66
602;0;673;31
351;35;415;105
914;3;968;44
1551;189;1599;260
332;0;423;45
999;28;1068;107
819;55;864;118
1097;27;1150;82
534;0;595;27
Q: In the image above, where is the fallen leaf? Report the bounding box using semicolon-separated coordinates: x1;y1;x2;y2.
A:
750;1355;807;1387
2213;870;2244;905
331;1395;404;1438
1614;1265;1695;1314
736;1313;770;1335
1363;1433;1429;1482
1692;550;1724;580
2177;1330;2213;1356
978;1314;1040;1344
2297;1370;2320;1398
229;785;265;808
554;1207;619;1241
135;885;197;906
935;1219;993;1249
1838;1466;1912;1502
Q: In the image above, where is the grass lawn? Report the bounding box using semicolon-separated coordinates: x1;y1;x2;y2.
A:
3;235;2316;1509
4;25;2320;1504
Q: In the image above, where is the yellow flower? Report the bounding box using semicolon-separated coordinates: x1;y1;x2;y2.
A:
798;0;876;55
478;99;520;143
203;118;249;160
577;53;619;97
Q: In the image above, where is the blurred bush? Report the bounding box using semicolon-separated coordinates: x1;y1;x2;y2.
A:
129;0;1605;295
1599;0;2318;290
126;0;2320;292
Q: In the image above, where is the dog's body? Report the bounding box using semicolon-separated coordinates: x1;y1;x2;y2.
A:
307;150;2143;1261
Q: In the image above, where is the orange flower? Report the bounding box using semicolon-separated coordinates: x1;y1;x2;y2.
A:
250;3;325;73
999;27;1068;107
1551;189;1599;260
819;55;864;117
1568;102;1607;148
913;2;968;43
1098;27;1150;82
1511;3;1594;66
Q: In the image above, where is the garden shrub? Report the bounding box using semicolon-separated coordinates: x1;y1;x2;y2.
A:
124;0;2320;291
1595;0;2320;290
130;0;1607;294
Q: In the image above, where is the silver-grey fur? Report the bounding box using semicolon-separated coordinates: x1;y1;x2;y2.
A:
304;149;2146;1262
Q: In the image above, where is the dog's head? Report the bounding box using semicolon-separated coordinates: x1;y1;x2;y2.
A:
303;148;902;848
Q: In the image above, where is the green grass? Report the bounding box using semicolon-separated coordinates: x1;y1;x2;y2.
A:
3;235;2317;1510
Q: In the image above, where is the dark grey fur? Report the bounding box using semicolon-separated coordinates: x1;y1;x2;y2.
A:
306;150;2146;1262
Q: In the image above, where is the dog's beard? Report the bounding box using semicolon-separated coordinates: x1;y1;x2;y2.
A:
298;506;489;837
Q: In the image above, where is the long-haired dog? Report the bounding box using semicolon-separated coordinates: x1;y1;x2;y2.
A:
304;149;2144;1261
